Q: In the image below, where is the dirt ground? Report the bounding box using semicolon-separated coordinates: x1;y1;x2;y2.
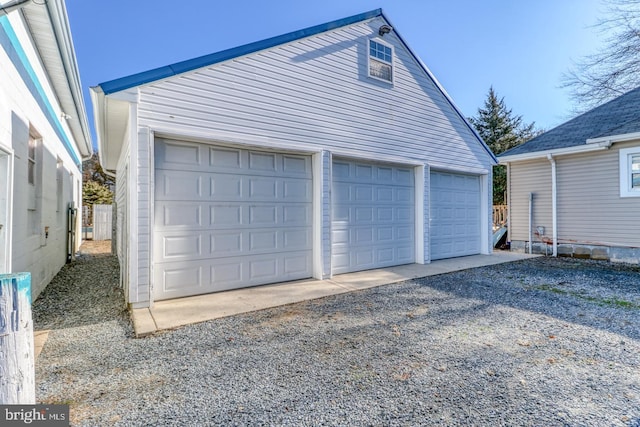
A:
78;240;112;255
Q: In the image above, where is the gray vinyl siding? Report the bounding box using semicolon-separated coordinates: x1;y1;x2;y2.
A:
508;159;552;242
115;136;129;301
322;150;331;277
135;17;491;173
121;16;495;304
136;127;151;303
556;142;640;247
422;167;430;262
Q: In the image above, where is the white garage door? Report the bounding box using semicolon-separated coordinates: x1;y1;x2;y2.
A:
430;171;481;260
332;159;414;274
153;138;313;300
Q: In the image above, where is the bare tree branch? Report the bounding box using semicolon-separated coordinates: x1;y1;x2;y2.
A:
562;0;640;111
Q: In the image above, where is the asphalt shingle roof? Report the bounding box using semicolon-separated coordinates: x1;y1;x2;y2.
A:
500;86;640;157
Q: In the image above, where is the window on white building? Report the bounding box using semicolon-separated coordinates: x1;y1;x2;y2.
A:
368;39;393;83
28;134;37;185
619;147;640;197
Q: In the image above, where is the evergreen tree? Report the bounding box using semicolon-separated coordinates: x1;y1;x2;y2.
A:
82;153;115;223
82;180;114;206
82;153;115;188
469;87;541;205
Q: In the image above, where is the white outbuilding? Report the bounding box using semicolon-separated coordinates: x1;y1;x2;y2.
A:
91;9;496;308
0;0;92;299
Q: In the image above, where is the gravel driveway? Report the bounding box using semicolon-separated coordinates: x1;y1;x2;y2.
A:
33;242;640;426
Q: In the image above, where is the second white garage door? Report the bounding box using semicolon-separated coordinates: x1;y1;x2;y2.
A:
430;171;481;260
153;138;313;300
332;159;415;274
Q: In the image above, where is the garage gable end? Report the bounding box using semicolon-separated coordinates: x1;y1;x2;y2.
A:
93;9;494;172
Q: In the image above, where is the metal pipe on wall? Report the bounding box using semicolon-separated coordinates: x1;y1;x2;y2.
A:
528;192;533;254
547;154;558;257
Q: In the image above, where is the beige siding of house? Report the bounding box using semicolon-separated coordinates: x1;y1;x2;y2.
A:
555;141;640;247
508;141;640;249
508;159;552;242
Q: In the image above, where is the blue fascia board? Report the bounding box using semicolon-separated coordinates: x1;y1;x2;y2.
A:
99;8;382;95
0;16;82;166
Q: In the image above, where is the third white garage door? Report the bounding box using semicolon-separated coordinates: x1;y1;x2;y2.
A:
430;171;481;260
153;138;313;300
332;159;415;274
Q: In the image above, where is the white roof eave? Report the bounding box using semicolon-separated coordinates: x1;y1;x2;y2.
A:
498;140;614;164
22;0;92;158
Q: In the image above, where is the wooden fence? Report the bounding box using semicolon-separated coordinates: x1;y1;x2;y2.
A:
93;204;113;241
493;205;508;229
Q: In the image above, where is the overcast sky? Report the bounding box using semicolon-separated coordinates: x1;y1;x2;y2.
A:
65;0;606;144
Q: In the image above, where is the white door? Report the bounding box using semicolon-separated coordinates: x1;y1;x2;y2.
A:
153;139;313;300
430;171;481;260
0;148;12;273
331;159;414;274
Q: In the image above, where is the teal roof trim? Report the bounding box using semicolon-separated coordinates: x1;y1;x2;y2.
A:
99;9;382;94
0;16;82;166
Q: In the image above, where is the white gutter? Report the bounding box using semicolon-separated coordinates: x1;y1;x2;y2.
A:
44;0;93;158
547;154;558;257
0;0;31;16
586;131;640;145
499;140;613;163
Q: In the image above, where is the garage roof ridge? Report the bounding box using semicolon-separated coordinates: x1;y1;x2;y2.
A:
96;8;383;95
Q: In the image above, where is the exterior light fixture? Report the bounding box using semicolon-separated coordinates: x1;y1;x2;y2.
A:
378;25;392;36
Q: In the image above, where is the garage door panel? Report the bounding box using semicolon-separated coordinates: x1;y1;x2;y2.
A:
332;159;415;275
210;147;242;169
162;234;203;259
430;171;481;260
156;140;203;170
211;232;243;254
155;227;311;262
211;175;243;199
156;261;206;297
157;170;205;201
209;205;242;227
373;208;390;223
156;202;203;228
155;250;314;300
376;187;393;201
154;139;312;300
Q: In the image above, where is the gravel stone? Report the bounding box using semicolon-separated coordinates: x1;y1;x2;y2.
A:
33;243;640;426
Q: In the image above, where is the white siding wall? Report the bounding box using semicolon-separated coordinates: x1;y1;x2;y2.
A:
555;142;640;247
136;18;490;173
122;17;493;304
321;150;331;277
508;159;552;243
0;14;83;299
115;133;130;296
136;127;151;304
421;166;430;262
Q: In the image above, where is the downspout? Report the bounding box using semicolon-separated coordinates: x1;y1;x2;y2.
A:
547;154;557;257
506;162;511;245
528;193;533;254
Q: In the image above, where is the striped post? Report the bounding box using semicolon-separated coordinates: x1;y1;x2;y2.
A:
0;273;35;404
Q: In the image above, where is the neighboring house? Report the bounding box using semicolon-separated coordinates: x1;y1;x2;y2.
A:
91;9;496;308
499;87;640;264
0;0;92;299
